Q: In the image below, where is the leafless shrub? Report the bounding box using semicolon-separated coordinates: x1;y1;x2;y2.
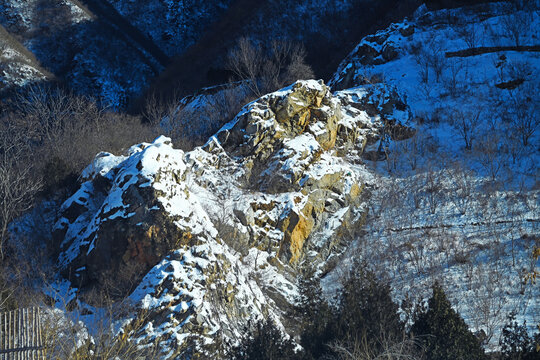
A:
162;84;253;150
451;108;482;151
422;166;444;215
141;91;181;127
14;86;101;146
502;128;524;166
227;37;264;97
413;48;431;84
40;294;161;360
508;82;539;147
454;21;478;49
467;263;508;346
501;12;531;47
475;132;505;181
13;85;157;176
443;60;462;98
447;162;478;215
427;39;444;83
328;333;423;360
393;130;438;172
227;37;314;97
59;111;157;173
0;120;42;259
412;35;445;85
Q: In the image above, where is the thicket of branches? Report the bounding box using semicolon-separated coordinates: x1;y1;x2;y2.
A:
0;84;157;304
227;37;314;98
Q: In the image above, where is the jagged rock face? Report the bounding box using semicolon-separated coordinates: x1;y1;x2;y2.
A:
53;138;214;289
129;245;272;359
54;80;406;358
330;20;414;87
211;80;379;263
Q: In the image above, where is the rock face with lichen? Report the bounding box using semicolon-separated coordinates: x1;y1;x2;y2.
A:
53;79;412;358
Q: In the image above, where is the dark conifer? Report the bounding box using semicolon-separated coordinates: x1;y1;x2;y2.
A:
411;282;486;360
294;265;334;359
332;260;404;355
231;318;303;360
500;312;540;360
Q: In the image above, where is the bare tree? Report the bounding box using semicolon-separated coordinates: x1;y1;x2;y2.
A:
15;86;103;147
443;60;462;98
329;335;423;360
0;120;42;259
451;108;482;151
508;82;539;147
448;162;477;216
475;132;505;181
501;12;531;47
454;21;478;50
413;48;431;85
141;91;179;127
227;37;314;98
158;84;253;150
422;164;445;215
227;37;265;97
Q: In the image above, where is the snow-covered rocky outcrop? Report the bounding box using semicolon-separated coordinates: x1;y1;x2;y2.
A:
53;80;407;357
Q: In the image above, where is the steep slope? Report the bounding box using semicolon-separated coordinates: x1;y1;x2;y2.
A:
78;0;169;67
327;0;540;348
0;0;159;107
0;24;52;92
0;0;423;107
51;80;410;357
147;0;423;99
106;0;233;58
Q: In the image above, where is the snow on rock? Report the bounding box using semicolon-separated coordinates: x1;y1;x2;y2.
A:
330;2;539;183
128;245;272;358
54;136;216;288
327;1;540;349
53;79;396;357
0;26;50;92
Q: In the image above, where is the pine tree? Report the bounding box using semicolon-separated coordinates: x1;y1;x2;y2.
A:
500;312;540;360
333;261;404;355
294;265;334;359
411;283;486;360
231;318;303;360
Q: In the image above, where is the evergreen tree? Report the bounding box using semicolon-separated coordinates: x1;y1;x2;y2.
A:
500;312;540;360
332;261;404;356
411;283;486;360
231;318;303;360
294;265;334;359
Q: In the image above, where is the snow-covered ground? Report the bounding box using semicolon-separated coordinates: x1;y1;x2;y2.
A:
3;2;538;357
326;1;539;350
0;0;157;108
0;25;50;91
